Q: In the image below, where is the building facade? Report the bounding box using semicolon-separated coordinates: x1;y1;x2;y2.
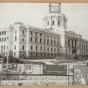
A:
0;22;60;59
0;4;88;60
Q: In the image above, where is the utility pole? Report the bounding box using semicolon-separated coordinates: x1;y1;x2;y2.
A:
6;54;9;80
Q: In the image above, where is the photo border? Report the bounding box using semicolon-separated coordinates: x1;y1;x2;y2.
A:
0;0;88;88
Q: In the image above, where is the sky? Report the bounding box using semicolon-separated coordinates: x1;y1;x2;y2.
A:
0;3;88;40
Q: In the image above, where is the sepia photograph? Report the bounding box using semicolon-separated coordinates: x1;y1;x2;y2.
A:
0;3;88;86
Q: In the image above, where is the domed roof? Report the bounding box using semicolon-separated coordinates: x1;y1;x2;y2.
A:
43;13;66;19
58;13;66;17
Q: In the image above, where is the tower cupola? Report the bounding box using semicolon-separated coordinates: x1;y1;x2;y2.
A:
43;3;67;32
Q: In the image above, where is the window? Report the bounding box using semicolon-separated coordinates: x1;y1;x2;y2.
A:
22;38;24;41
4;38;6;41
82;45;83;49
57;41;59;45
31;53;33;56
0;38;1;42
30;31;32;35
40;33;42;37
51;40;53;45
47;21;49;25
44;39;45;44
2;31;3;35
36;46;38;51
44;47;45;51
68;39;70;46
47;47;49;52
69;49;70;54
54;48;56;52
40;46;42;51
80;50;81;54
4;31;6;35
41;53;42;56
31;45;33;50
72;40;73;47
36;53;37;56
58;48;59;52
0;32;1;35
47;40;49;44
75;41;76;47
48;53;49;56
52;21;54;25
15;31;17;34
40;39;42;43
30;37;32;42
54;41;56;45
2;38;3;42
35;32;37;35
22;45;24;50
47;35;49;38
6;52;8;56
23;31;24;34
4;45;5;50
44;35;45;38
7;36;9;40
15;36;17;41
58;21;60;25
7;46;8;50
51;48;52;52
14;52;16;56
1;46;3;52
14;45;16;50
4;38;5;42
35;38;37;42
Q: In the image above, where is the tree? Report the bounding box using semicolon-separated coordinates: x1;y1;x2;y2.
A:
3;56;7;63
13;57;19;63
20;53;28;59
72;47;78;60
72;47;77;55
8;55;13;63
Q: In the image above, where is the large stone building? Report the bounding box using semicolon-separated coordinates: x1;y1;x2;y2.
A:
0;3;88;59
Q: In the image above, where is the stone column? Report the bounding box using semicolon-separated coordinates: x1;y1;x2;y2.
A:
26;28;29;57
70;39;72;47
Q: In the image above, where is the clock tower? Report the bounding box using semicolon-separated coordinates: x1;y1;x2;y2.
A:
43;3;67;32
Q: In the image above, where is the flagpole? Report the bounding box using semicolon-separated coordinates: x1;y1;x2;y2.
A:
7;54;9;78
